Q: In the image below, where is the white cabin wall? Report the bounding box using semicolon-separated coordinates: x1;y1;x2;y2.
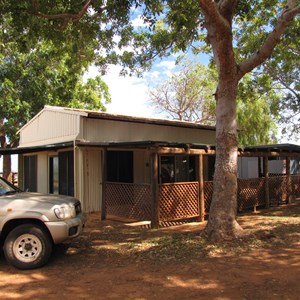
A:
37;152;48;193
84;119;215;145
238;157;259;179
269;160;284;174
134;149;151;184
80;148;102;212
19;110;81;147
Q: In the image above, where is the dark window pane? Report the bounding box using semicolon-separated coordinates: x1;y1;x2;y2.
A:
24;155;37;192
175;156;189;182
160;156;175;183
189;156;196;181
107;151;133;183
59;151;74;196
160;155;197;183
208;156;215;180
49;156;59;194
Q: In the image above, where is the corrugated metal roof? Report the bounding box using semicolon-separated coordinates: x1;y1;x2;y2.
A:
0;142;74;155
76;140;214;150
243;143;300;152
42;105;216;131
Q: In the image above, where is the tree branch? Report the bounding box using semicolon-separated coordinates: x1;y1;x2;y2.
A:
198;0;238;77
238;2;300;79
217;0;238;24
31;0;92;22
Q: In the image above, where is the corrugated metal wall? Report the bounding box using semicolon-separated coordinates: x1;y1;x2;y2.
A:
78;148;102;212
20;110;81;147
84;118;215;145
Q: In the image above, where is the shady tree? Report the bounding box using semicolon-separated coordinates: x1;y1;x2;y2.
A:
136;0;300;240
3;0;300;240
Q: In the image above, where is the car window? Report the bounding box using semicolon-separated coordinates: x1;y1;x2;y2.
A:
0;178;18;195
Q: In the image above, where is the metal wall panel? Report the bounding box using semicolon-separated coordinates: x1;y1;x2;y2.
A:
81;148;102;212
85;118;215;145
19;110;81;147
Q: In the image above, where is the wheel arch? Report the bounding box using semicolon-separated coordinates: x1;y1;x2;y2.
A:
0;219;53;245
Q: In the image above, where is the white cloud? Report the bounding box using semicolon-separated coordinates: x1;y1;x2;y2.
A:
86;65;158;118
156;60;177;70
85;57;180;118
131;15;148;27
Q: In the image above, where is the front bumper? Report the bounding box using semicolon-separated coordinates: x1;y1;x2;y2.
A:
45;213;86;244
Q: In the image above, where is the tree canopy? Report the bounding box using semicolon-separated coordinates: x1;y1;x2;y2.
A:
148;59;280;146
235;4;300;140
1;0;299;239
134;0;299;239
148;59;217;125
0;6;111;178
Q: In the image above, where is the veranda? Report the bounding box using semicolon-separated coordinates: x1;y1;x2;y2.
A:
102;144;300;227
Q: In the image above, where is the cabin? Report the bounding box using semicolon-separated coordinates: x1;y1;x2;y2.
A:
1;106;300;227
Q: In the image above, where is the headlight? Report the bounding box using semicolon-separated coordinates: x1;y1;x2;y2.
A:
54;204;76;219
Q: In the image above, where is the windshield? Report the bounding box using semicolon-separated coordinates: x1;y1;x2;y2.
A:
0;177;19;195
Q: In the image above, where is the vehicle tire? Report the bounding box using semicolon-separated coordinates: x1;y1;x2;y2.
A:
3;224;53;270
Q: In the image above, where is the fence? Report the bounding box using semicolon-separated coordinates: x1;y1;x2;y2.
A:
104;174;300;223
158;182;199;221
208;174;300;213
104;182;151;220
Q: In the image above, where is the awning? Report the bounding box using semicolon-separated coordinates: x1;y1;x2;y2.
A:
0;142;74;155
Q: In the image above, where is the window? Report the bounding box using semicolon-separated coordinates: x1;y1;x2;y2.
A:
107;151;133;183
24;155;37;192
49;156;59;194
59;151;74;196
159;155;197;183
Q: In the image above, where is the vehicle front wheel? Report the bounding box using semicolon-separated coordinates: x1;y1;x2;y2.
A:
4;224;53;270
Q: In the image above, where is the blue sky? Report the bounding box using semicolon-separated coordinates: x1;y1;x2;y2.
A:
87;58;180;118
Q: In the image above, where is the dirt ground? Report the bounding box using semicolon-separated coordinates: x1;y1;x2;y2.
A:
1;201;300;300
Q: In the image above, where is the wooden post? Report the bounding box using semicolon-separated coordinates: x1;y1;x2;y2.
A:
263;156;270;208
286;157;292;204
101;147;107;221
198;154;205;222
258;157;262;177
151;150;159;228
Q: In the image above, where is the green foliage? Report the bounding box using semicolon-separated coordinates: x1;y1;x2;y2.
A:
237;74;280;146
149;59;279;146
0;10;110;147
1;0;298;146
235;5;300;139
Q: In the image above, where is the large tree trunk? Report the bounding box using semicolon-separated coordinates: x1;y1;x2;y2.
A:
200;0;243;240
0;132;12;181
204;76;243;240
3;154;12;181
200;0;300;240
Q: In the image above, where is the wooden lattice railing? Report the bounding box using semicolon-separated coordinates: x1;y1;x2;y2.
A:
269;176;288;205
104;182;151;220
292;175;300;197
237;178;265;211
204;181;213;213
104;175;300;223
204;175;300;214
158;182;199;221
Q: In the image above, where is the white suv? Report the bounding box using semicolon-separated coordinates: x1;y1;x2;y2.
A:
0;177;85;269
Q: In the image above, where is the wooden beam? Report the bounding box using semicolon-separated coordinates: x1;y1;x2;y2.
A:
198;154;205;222
157;147;215;155
150;149;159;228
286;157;292;203
263;157;270;208
239;151;300;158
101;147;107;220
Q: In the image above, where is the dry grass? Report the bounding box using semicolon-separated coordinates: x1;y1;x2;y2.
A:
69;200;300;264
